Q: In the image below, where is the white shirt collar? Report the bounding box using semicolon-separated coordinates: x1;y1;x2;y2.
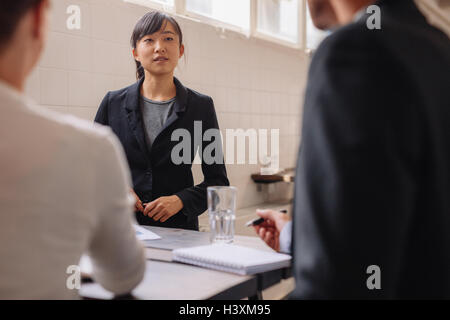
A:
353;7;367;22
352;0;450;38
415;0;450;38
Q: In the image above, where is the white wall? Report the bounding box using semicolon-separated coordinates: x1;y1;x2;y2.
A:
25;0;309;210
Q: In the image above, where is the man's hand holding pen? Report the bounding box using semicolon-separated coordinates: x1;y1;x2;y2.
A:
252;209;291;252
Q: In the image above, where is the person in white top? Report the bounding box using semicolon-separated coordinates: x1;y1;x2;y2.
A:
0;0;145;299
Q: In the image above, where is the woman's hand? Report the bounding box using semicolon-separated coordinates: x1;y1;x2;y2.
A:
130;189;144;213
143;195;184;223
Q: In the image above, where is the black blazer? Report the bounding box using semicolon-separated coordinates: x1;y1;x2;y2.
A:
95;77;229;230
291;0;450;298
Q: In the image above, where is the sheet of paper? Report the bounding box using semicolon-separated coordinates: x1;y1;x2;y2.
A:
141;226;210;249
134;224;161;241
79;254;93;276
79;283;114;300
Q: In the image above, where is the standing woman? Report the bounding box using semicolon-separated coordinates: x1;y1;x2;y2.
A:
95;11;229;231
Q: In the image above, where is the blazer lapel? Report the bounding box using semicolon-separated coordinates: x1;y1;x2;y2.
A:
124;78;150;159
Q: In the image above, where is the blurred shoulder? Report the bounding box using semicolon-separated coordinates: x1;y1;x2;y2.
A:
28;105;121;153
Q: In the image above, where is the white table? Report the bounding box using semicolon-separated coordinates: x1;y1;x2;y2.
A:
80;227;291;300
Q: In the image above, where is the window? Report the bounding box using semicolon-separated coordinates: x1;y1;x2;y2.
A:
305;2;328;49
256;0;299;44
123;0;312;51
185;0;251;31
151;0;174;6
123;0;174;11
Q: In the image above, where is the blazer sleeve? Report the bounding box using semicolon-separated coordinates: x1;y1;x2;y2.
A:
175;97;230;218
94;92;111;126
290;31;422;299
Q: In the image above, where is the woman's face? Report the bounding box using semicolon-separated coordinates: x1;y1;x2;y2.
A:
133;20;184;77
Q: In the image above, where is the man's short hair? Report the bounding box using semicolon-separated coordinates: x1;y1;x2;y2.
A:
0;0;44;51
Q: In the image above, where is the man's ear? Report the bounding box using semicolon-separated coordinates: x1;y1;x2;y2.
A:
32;0;49;40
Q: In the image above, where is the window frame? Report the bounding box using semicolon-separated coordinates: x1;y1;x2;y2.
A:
250;0;306;50
123;0;176;13
123;0;309;51
182;3;252;37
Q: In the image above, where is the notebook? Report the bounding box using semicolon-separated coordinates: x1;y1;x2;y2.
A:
172;244;291;275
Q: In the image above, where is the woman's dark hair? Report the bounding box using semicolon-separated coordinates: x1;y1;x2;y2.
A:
131;11;183;80
0;0;44;51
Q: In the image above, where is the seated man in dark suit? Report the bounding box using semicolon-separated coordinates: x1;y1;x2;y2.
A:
254;0;450;298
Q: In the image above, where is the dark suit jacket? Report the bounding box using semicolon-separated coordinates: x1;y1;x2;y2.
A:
291;0;450;299
95;77;229;230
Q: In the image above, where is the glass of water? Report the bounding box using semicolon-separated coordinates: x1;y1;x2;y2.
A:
207;186;237;244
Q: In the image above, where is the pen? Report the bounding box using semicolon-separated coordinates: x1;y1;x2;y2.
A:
245;209;288;227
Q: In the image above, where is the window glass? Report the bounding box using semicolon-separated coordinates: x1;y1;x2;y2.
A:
186;0;251;30
257;0;299;43
123;0;175;8
306;2;328;49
